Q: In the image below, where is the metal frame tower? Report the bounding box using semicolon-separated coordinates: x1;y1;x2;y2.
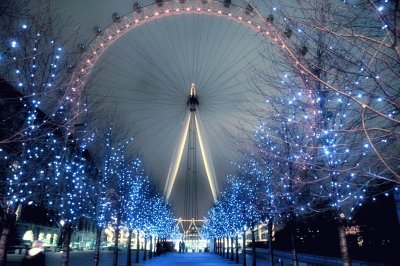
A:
164;84;219;203
164;84;219;247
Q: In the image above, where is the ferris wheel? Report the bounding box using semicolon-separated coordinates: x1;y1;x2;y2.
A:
67;0;302;229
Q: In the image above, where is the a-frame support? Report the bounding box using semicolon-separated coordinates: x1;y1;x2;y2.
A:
164;84;219;202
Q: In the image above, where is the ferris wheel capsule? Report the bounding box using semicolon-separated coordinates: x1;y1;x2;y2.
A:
133;2;141;12
156;0;163;7
77;44;85;53
266;14;274;23
224;0;231;8
284;28;293;38
93;26;102;35
245;4;253;14
112;12;120;22
300;46;308;56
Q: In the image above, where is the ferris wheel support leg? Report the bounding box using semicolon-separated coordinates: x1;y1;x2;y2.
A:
194;110;219;202
164;110;191;200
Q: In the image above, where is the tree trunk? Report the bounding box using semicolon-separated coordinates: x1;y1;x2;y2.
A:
251;229;256;266
57;227;64;246
242;231;246;266
338;223;351;266
135;230;140;263
149;235;153;259
213;238;216;253
143;234;147;261
33;227;40;240
127;229;132;266
153;236;160;256
290;216;298;266
394;188;400;225
154;237;157;256
235;235;239;264
61;223;73;266
230;237;234;261
222;237;225;257
219;238;221;255
112;227;120;266
0;212;16;266
93;226;102;266
155;237;158;255
267;219;274;266
226;236;230;259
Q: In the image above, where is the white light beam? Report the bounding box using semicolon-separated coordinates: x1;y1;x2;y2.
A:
195;110;219;202
164;111;191;200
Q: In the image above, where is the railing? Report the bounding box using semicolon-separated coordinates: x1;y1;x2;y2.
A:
245;248;386;266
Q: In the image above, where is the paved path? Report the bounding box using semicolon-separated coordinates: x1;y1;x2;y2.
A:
139;252;242;266
7;250;258;266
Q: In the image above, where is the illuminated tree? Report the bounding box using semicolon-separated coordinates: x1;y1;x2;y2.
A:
91;130;113;266
250;1;400;265
86;121;176;266
125;158;149;266
231;162;265;266
258;0;400;184
51;143;95;266
0;4;76;264
204;162;261;266
152;199;176;240
222;174;257;264
141;193;172;260
102;139;134;266
204;201;228;258
252;114;318;266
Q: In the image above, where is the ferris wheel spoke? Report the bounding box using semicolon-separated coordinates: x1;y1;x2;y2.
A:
196;16;229;91
195;14;217;90
204;46;262;99
93;73;181;103
200;20;248;94
206;35;261;88
110;31;181;95
97;50;178;97
122;28;184;94
153;17;190;89
136;22;188;93
94;48;183;100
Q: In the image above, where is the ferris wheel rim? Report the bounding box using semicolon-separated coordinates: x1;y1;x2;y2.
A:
66;0;300;116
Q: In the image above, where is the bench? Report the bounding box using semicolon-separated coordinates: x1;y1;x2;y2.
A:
8;246;28;255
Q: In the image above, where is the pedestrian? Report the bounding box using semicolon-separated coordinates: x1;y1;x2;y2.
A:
179;241;182;253
162;241;167;255
20;240;46;266
182;241;185;253
156;241;162;256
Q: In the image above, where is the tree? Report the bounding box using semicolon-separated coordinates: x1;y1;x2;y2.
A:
125;158;149;266
247;1;400;265
204;162;261;266
265;0;400;184
0;2;77;265
52;144;95;266
103;139;134;266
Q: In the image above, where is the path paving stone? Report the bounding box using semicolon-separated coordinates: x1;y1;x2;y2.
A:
7;250;259;266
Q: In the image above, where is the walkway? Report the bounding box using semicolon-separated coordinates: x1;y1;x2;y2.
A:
7;250;251;266
139;252;241;266
8;249;386;266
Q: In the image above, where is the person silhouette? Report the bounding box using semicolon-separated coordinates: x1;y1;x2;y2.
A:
20;240;46;266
